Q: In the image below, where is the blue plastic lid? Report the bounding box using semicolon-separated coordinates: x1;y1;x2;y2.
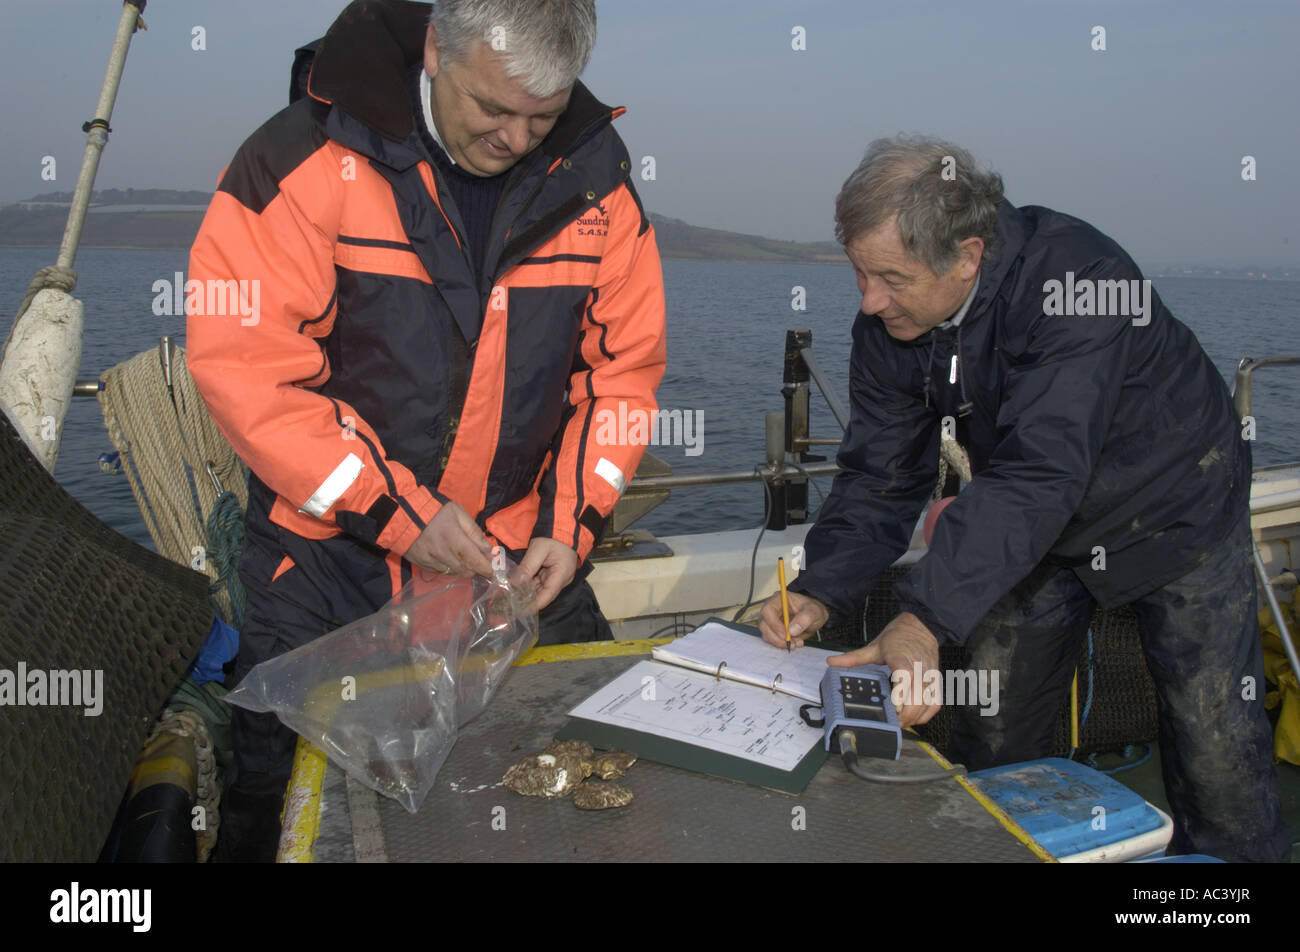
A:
1140;854;1224;863
969;757;1162;858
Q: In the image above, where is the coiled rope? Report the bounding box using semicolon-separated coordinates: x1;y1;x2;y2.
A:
142;706;220;863
98;342;248;627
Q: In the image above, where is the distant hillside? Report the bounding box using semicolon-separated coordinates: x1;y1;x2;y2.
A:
648;214;842;263
0;189;843;261
20;188;212;206
0;188;210;249
8;193;1290;277
0;205;204;249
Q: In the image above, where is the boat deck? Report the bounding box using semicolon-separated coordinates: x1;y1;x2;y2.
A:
278;642;1048;863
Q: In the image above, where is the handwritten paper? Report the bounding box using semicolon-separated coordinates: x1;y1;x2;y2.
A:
568;660;823;772
651;621;836;703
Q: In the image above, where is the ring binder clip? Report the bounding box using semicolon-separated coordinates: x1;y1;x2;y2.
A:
714;661;727;681
771;673;783;694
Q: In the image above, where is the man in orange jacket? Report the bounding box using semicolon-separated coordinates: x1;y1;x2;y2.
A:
187;0;666;860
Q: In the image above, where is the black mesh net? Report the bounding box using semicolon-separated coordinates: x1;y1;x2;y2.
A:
0;410;213;861
817;565;1159;760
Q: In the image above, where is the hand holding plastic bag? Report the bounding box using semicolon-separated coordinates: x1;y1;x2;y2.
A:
225;548;538;811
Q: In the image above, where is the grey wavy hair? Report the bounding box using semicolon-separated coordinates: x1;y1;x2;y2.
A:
834;135;1005;275
428;0;597;99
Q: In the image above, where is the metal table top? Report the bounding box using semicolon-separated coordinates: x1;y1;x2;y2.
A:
278;641;1049;863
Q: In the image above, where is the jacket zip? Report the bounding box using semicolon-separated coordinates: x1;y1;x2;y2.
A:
409;162;474;476
916;326;974;418
495;112;619;278
412;111;618;473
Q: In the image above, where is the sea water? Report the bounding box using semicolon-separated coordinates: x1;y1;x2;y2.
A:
1;247;1296;548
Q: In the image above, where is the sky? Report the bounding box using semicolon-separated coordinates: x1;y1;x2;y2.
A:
0;0;1296;268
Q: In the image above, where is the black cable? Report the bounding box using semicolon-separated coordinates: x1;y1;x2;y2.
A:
789;460;826;508
649;619;692;639
731;466;772;623
838;731;966;784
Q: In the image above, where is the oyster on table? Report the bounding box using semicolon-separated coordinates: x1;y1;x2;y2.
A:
572;781;634;811
503;739;638;807
543;739;595;774
503;750;588;798
591;750;637;780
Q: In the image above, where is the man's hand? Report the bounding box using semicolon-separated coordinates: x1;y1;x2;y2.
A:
829;611;941;727
405;501;495;577
758;591;829;649
511;537;578;612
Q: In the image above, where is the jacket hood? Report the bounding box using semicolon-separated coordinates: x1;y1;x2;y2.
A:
966;199;1028;322
307;0;620;163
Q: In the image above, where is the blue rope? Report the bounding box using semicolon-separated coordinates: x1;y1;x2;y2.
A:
1099;744;1154;774
1074;613;1152;773
1081;625;1096;726
205;489;246;630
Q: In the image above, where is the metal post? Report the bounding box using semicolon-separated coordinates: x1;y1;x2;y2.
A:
778;330;812;528
1233;356;1300;421
57;2;148;270
1253;542;1300;686
798;345;849;432
0;2;147;472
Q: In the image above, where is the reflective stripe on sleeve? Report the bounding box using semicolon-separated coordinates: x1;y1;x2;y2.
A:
299;452;365;517
594;456;627;494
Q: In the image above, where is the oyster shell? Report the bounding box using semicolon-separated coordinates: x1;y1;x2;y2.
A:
572;781;634;810
591;750;637;780
503;751;586;798
544;740;596;777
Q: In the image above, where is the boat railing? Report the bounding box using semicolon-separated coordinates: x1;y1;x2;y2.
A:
1232;355;1300;679
1233;354;1300;420
73;328;851;539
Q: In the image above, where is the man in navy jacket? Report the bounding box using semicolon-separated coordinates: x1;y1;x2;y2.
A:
759;135;1289;862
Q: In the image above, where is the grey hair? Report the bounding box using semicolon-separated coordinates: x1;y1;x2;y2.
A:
834;135;1004;275
429;0;597;99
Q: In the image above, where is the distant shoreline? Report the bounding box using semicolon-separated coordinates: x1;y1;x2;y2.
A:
0;240;852;262
1;193;1295;277
2;243;1295;280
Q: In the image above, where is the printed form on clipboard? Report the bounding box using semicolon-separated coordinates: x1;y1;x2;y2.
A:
557;620;833;792
650;620;836;703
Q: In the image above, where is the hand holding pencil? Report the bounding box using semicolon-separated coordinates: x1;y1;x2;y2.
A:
757;574;830;651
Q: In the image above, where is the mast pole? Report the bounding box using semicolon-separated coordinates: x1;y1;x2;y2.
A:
0;1;148;472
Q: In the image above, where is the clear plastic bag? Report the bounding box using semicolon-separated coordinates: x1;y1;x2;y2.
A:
225;549;538;812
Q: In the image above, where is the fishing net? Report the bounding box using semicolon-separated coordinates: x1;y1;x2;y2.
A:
0;409;212;861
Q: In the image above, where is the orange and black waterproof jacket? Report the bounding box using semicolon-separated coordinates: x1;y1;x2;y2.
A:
187;0;666;594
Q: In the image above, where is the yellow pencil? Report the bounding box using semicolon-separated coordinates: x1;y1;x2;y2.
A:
778;557;791;652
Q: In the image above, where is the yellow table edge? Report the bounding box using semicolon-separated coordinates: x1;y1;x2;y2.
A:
277;638;1055;863
512;636;675;665
278;736;330;863
914;736;1058;863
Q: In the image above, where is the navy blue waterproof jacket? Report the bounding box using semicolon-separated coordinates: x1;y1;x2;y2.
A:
187;0;665;599
788;201;1250;645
